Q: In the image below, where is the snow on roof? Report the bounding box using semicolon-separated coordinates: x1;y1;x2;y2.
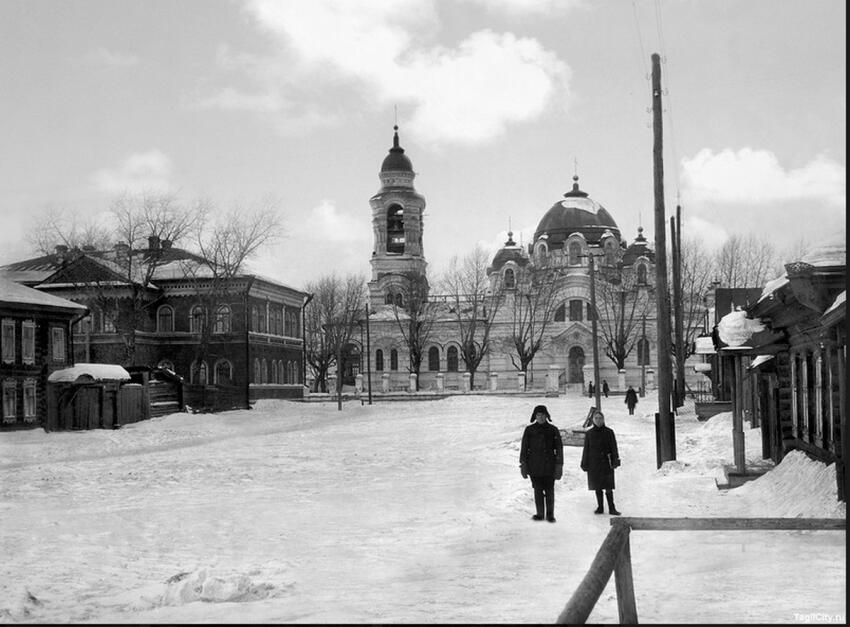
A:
47;363;131;383
748;355;775;370
824;290;846;316
717;309;766;346
757;274;789;302
0;276;88;311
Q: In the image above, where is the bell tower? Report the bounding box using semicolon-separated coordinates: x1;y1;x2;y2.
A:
367;125;428;308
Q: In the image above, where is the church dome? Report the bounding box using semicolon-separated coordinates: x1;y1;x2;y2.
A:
488;231;529;274
533;176;620;250
622;226;655;266
381;125;413;173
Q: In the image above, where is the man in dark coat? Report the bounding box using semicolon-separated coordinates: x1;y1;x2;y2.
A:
624;386;638;415
520;405;564;523
602;380;610;397
580;409;621;515
588;381;595;397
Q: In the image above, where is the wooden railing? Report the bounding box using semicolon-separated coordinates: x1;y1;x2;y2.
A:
556;517;846;624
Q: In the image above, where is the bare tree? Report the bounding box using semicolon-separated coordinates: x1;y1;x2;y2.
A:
303;274;366;393
26;206;114;254
500;264;567;388
714;233;779;288
438;246;504;389
594;263;652;370
389;271;440;390
676;236;717;362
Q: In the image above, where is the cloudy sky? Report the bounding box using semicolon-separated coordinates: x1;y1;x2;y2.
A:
0;0;845;289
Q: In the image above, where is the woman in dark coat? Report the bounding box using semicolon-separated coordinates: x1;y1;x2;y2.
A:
520;405;564;523
580;409;621;515
624;386;638;415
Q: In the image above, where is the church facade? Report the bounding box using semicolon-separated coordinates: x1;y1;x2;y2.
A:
353;127;662;394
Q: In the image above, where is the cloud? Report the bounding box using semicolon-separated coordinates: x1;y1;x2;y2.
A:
84;47;140;68
91;150;173;194
203;0;570;145
295;200;372;244
680;148;846;206
462;0;585;15
681;216;728;251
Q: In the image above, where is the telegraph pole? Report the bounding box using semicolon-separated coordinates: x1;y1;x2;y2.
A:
672;204;685;409
365;302;372;405
588;252;602;411
652;52;676;466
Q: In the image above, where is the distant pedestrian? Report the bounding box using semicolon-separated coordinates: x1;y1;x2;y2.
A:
580;409;621;516
625;386;638;415
520;405;564;523
588;382;595;398
602;380;610;398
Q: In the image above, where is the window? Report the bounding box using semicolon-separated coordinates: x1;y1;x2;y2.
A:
386;204;405;254
375;349;384;371
22;320;35;365
157;306;174;332
1;319;14;364
258;305;266;333
428;346;440;371
394;293;404;307
189;306;206;334
390;349;398;371
275;309;283;335
385;293;394;305
254;358;261;384
23;379;36;421
447;346;459;372
215;360;233;385
102;310;115;333
51;327;66;363
569;300;583;322
569;242;582;265
191;360;208;385
554;304;566;322
2;380;16;422
503;268;515;289
214;306;231;334
251;306;259;331
637;264;647;285
261;358;268;384
76;315;92;335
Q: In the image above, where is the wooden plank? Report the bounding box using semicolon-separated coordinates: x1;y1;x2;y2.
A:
557;523;630;624
614;532;638;624
615;517;845;531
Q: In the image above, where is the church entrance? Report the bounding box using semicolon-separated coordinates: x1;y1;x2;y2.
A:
568;346;585;384
342;343;361;386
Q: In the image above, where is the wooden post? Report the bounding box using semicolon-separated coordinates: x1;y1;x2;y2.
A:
672;206;685;408
732;354;746;473
589;253;602;411
652;52;675;464
614;530;638;624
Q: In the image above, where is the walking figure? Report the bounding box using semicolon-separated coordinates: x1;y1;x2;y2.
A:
625;386;638;415
602;380;610;398
520;405;564;523
588;381;595;398
580;409;621;516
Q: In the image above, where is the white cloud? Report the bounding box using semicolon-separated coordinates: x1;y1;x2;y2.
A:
295;200;371;244
462;0;585;15
91;150;173;195
682;216;728;251
209;0;570;145
680;148;846;206
85;47;140;68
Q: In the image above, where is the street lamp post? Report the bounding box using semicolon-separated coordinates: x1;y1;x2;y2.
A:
640;314;647;398
365;302;372;405
587;251;602;411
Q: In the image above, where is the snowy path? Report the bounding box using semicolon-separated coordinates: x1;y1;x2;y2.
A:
0;394;845;623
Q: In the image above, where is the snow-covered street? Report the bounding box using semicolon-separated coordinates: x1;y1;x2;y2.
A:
1;392;845;624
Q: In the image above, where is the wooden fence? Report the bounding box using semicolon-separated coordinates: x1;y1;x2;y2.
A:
47;381;149;431
557;517;846;624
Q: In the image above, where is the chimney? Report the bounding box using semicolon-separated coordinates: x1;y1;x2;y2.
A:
148;235;161;250
161;239;172;250
114;241;129;262
54;244;69;264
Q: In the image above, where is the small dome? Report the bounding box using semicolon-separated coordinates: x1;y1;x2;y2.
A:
533;176;620;250
380;125;413;173
622;226;655;265
489;231;529;274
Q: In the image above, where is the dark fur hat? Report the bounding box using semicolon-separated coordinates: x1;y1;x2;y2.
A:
530;404;551;422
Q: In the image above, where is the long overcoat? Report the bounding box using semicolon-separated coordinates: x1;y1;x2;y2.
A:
520;422;564;478
581;425;620;490
624;388;638;410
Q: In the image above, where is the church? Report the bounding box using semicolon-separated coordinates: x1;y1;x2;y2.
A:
348;126;661;395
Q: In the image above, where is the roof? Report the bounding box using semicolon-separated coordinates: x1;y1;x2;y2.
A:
488;232;529;274
533;176;620;249
0;276;88;313
48;363;131;383
380;126;413;173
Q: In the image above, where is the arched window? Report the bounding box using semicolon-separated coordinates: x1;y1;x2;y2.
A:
215;359;233;385
637;264;647;285
569;241;582;265
253;358;261;383
604;239;618;265
190;306;206;333
157;305;174;332
192;360;208;385
569;300;583;321
390;349;398;371
386;204;405;254
535;241;548;257
428;346;440;371
261;358;268;384
251;306;259;331
394;293;404;307
214;305;231;333
258;305;266;333
375;349;384;371
447;346;459;372
554;304;566;322
503;268;515;289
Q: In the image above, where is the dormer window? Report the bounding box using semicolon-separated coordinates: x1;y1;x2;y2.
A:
503;268;516;289
569;241;582;265
637;264;648;285
387;204;405;254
